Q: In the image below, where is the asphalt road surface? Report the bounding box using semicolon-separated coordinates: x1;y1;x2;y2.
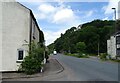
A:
53;54;119;81
3;54;119;81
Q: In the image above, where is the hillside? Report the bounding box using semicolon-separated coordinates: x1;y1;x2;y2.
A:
48;20;115;54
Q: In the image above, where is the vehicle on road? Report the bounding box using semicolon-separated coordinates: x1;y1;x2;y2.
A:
53;51;57;55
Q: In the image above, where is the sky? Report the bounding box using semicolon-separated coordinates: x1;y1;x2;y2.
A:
16;0;120;46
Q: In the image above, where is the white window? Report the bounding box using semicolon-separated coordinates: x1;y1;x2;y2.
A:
17;49;24;61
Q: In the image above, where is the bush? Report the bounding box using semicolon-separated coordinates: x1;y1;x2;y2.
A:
100;53;107;60
64;52;68;55
76;42;86;53
77;53;89;58
19;41;44;75
65;53;89;58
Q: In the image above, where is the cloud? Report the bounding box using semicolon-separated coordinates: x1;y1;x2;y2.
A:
38;4;56;14
86;10;94;17
75;9;94;18
35;2;94;45
35;2;81;45
32;2;97;45
102;0;120;19
36;2;93;24
53;8;76;24
35;3;78;24
102;17;109;20
35;13;47;19
34;3;56;20
44;29;66;45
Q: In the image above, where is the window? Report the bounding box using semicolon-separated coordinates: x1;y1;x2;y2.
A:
116;36;120;44
32;22;36;39
18;50;24;60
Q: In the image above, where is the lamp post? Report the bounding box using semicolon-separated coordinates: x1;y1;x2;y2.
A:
112;8;116;20
112;8;117;59
97;36;100;58
112;8;117;33
43;40;46;64
98;41;99;57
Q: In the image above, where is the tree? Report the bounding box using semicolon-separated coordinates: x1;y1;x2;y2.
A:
76;42;86;53
49;20;115;54
19;41;44;75
47;43;55;54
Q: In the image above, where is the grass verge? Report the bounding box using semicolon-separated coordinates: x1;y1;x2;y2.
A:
65;53;89;58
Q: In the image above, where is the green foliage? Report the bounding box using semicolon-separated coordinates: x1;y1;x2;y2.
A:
77;54;89;58
65;53;89;58
39;30;45;44
48;20;115;54
99;53;107;60
47;43;55;54
19;41;44;75
110;59;120;62
76;42;86;53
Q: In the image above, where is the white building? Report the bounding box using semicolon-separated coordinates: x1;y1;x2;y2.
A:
107;1;120;59
107;36;117;58
107;32;120;59
0;2;44;72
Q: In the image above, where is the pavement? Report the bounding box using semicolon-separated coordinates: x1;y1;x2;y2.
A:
2;57;64;80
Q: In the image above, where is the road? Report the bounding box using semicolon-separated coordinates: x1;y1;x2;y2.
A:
52;54;118;81
3;54;119;81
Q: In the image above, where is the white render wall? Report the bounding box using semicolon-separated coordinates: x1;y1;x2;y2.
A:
0;1;2;72
107;40;111;56
110;36;116;58
107;36;116;58
2;2;30;71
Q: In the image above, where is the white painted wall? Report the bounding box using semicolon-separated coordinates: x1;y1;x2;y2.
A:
1;2;41;72
107;40;111;56
107;36;116;58
111;36;116;58
0;1;2;81
0;1;2;72
2;2;30;71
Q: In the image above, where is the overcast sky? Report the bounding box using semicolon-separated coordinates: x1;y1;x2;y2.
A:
16;0;120;46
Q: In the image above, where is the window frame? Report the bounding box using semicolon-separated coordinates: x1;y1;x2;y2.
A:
17;49;24;62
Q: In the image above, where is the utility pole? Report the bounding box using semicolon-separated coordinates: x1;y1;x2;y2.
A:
112;8;117;32
98;41;100;57
43;40;46;64
112;8;117;59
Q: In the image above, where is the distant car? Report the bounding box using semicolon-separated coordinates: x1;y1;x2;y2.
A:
53;51;57;55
